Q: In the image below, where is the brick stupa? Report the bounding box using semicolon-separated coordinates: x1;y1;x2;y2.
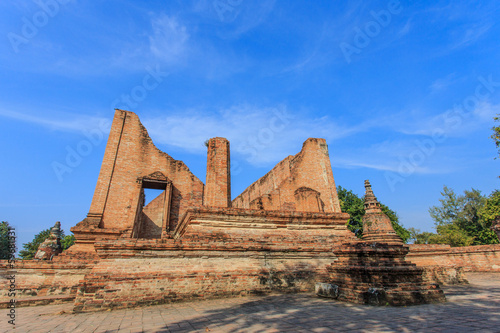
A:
34;221;63;260
324;180;446;306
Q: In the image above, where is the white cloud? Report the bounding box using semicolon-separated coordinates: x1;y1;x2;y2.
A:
0;109;111;133
334;158;436;174
473;101;500;122
4;100;496;175
377;101;500;138
397;19;412;37
429;73;461;92
449;22;493;50
143;104;368;165
149;15;190;64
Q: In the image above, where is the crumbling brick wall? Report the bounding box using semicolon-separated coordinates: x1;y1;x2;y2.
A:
205;137;231;208
70;110;204;251
138;191;165;239
232;138;341;213
407;244;500;272
0;259;96;305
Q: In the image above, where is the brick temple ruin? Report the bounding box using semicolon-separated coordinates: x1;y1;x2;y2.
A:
1;109;499;311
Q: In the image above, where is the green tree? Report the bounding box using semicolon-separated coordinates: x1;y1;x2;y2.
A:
61;234;75;250
408;228;436;245
338;186;364;237
19;228;52;259
478;190;500;244
428;186;498;246
491;115;500;158
0;221;14;259
429;186;462;226
19;225;76;259
337;186;410;242
431;224;475;247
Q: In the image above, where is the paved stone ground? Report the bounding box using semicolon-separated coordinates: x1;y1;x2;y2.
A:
1;273;499;333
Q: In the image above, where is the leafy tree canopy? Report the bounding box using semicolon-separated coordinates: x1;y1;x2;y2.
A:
491;115;500;158
412;186;499;247
19;226;75;259
19;228;54;260
61;235;75;250
337;186;410;243
0;221;14;260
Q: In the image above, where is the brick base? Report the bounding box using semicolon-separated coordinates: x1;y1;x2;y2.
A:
325;242;446;306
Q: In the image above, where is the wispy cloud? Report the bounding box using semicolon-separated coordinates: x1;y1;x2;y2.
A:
449;22;493;50
429;73;461;92
374;101;499;138
334;158;438;174
3;99;497;174
149;14;190;64
0;109;110;133
397;18;412;37
143;104;369;165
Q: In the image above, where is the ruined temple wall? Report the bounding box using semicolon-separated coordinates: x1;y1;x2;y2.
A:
139;192;165;238
205;138;231;208
73;255;335;312
72;205;356;312
408;244;500;272
0;260;96;305
86;110;204;232
232;157;292;210
232;138;341;212
72;234;338;312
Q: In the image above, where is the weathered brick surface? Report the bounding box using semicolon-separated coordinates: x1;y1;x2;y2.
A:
0;259;96;305
69;110;204;253
407;244;500;272
73;254;333;312
322;183;447;306
72;207;356;312
232;138;341;213
205;137;231;208
138;190;165;238
16;109;497;312
325;242;447;306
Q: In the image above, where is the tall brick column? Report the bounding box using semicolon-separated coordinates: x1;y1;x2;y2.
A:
205;137;231;207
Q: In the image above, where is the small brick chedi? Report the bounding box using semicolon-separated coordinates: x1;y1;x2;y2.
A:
323;181;446;305
65;109;358;312
34;221;63;260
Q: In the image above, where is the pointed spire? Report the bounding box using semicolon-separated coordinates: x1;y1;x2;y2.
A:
364;180;381;213
362;180;403;244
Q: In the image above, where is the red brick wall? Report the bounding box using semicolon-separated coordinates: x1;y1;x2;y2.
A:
0;259;96;302
232;138;341;213
205;137;231;208
138;191;165;238
72;110;204;243
407;244;500;272
73;253;333;312
71;207;355;311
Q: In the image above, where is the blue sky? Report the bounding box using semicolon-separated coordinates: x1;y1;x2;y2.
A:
1;0;499;250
